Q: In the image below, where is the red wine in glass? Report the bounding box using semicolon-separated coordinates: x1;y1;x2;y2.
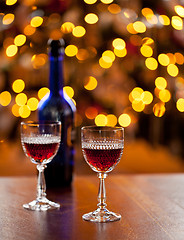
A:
82;147;123;173
23;135;60;164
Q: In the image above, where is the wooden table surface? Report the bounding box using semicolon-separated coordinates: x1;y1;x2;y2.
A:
1;173;184;240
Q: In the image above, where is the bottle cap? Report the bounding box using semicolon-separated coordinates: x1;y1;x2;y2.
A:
48;39;65;57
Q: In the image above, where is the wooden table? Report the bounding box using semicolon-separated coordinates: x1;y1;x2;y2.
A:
1;174;184;240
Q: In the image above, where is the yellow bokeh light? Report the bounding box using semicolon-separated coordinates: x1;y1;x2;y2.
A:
167;64;179;77
84;76;98;90
6;0;17;5
30;16;43;28
146;15;158;25
63;86;74;98
27;97;39;111
132;100;145;112
142;37;154;46
127;23;137;34
159;89;171;102
141;91;153;104
102;50;115;63
85;106;98;119
84;13;98;24
159;15;170;25
174;52;184;65
61;22;75;33
158;53;170;66
99;57;112;68
142;8;154;18
95;114;107;126
118;113;131;127
72;26;86;37
131;87;144;101
0;91;11;106
153;102;165;117
19;105;31;118
38;87;50;100
155;77;167;90
6;44;18;57
65;45;78;57
114;48;127;58
12;104;20;117
176;98;184;112
3;13;14;25
12;79;25;93
106;114;117;127
140;45;153;57
24;25;36;36
15;93;27;106
14;34;26;46
108;4;121;14
84;0;97;4
100;0;113;4
166;53;176;64
112;38;126;50
174;5;184;18
133;21;146;33
145;57;158;70
171;16;183;30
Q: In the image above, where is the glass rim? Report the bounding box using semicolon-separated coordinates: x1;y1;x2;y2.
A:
81;125;124;132
21;121;61;127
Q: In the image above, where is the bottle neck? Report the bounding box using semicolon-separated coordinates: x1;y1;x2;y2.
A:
49;54;64;96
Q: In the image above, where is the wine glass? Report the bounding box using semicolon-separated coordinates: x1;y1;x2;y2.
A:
81;126;124;222
21;121;61;211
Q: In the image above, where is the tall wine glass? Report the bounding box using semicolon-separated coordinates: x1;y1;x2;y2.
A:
81;126;124;222
21;121;61;211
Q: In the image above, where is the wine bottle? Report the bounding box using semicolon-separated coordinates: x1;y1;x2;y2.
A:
38;39;76;188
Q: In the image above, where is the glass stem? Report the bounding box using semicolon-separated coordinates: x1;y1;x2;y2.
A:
37;164;47;201
97;173;107;210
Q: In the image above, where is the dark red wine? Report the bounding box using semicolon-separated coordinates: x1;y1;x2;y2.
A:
22;136;60;164
82;148;123;172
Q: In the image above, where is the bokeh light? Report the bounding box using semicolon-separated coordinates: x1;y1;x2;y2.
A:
118;113;131;127
158;54;170;66
6;44;18;57
38;87;50;100
176;98;184;112
84;76;98;90
65;45;78;57
84;13;98;24
145;57;158;70
85;106;98;119
30;16;43;27
15;93;27;106
106;114;117;127
3;13;14;25
153;102;165;117
14;34;26;46
95;114;107;126
112;38;126;50
132;100;145;112
27;97;39;111
61;22;75;33
140;45;153;57
63;86;74;98
167;64;179;77
0;91;11;106
159;89;171;102
19;105;31;118
141;91;153;105
72;26;86;37
171;16;183;30
12;79;25;93
155;77;167;90
12;104;20;117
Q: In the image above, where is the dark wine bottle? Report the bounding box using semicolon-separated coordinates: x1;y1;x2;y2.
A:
38;39;76;188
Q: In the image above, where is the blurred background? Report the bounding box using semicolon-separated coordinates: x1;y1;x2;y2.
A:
0;0;184;176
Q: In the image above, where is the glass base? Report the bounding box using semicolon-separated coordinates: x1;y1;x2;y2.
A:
82;208;121;222
23;198;60;211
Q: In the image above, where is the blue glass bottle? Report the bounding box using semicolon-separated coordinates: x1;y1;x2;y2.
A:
38;39;76;188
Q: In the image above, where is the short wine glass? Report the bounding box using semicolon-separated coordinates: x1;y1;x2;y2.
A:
81;126;124;222
21;121;61;211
